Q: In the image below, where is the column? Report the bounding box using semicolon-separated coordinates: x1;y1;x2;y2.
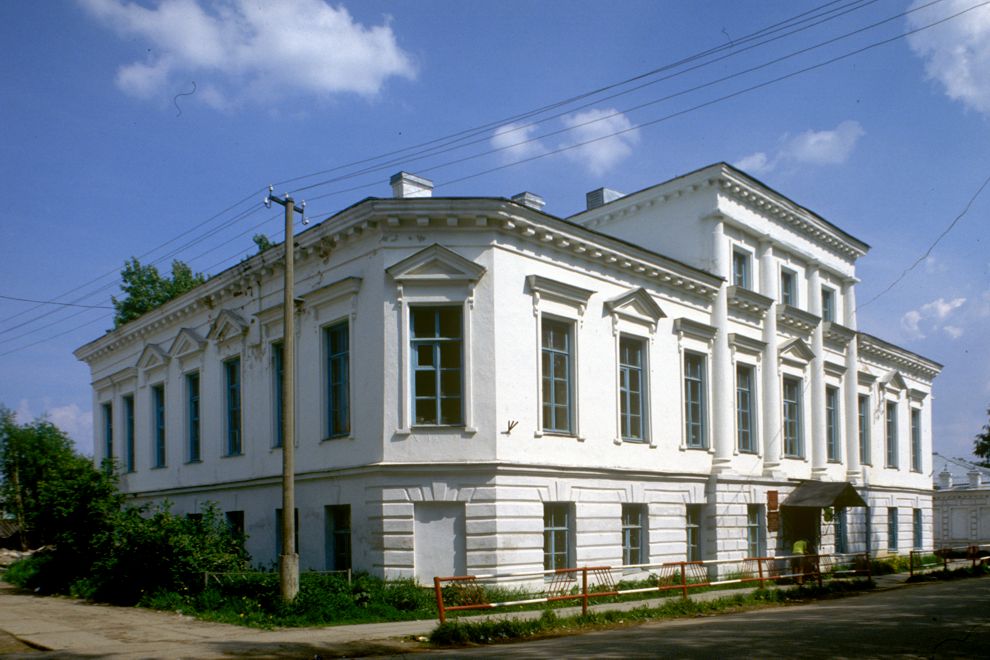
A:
759;240;782;474
711;221;734;471
808;264;827;477
843;278;861;482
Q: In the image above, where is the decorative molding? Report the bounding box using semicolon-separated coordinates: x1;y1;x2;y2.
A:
386;244;485;284
777;304;820;335
823;321;855;346
728;333;766;355
207;309;248;344
779;338;815;365
168;328;206;359
92;366;137;393
673;317;717;343
604;287;666;331
880;370;908;392
858;332;942;381
136;343;169;371
908;388;928;403
824;360;847;378
526;275;595;314
726;285;773;318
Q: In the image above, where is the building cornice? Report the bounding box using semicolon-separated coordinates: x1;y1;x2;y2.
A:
857;332;942;381
777;304;820;335
727;285;773;319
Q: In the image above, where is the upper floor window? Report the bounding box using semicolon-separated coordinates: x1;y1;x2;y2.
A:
858;394;871;465
186;372;201;462
412;307;463;426
885;401;898;469
732;250;751;289
782;376;804;458
542;318;573;434
618;335;646;442
910;408;922;472
325;321;350;437
683;352;708;449
123;394;135;473
821;287;836;322
101;402;113;464
736;364;756;453
152;384;166;468
780;269;796;307
225;357;242;456
826;386;840;461
272;343;284;448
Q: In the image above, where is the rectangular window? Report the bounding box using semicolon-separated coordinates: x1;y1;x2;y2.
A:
123;394;135;473
621;504;645;566
186;372;200;462
325;321;350;437
858;394;871;465
736;364;755;453
101;402;113;464
836;508;848;554
888;507;898;551
412;307;463;426
225;357;242;455
782;376;804;458
325;505;352;571
618;336;645;441
686;504;703;562
275;508;300;557
911;409;922;472
152;384;166;468
913;508;923;550
225;510;245;538
821;287;835;322
886;401;898;468
272;342;283;448
780;269;796;306
543;503;572;570
683;352;708;448
542;318;573;434
826;386;840;461
732;250;751;289
747;504;766;558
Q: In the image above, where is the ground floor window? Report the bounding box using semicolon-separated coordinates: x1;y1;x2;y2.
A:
621;504;646;566
888;507;898;551
325;505;352;571
225;510;245;539
913;508;923;550
746;504;765;558
835;508;848;554
544;503;573;570
686;504;704;562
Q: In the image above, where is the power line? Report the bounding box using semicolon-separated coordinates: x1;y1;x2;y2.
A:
0;295;112;309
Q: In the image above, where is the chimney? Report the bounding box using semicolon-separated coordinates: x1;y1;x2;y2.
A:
586;187;624;210
938;469;952;489
968;470;982;488
511;191;545;212
390;171;433;199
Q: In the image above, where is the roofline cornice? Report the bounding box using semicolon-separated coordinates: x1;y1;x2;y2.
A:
857;331;942;381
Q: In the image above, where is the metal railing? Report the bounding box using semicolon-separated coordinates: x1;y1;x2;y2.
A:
911;544;990;576
433;553;871;624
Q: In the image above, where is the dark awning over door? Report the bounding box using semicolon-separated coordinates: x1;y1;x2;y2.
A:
781;481;867;508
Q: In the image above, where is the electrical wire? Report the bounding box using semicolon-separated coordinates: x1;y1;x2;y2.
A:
0;295;112;309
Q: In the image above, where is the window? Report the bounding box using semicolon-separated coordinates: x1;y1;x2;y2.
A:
543;503;572;570
275;508;300;557
888;507;898;551
826;386;840;461
683;352;708;448
747;505;766;558
123;394;135;473
821;287;835;322
325;321;350;437
542;318;573;434
412;307;463;426
858;394;871;465
835;508;848;554
913;509;923;549
152;384;166;468
225;357;242;455
619;336;645;441
736;364;756;453
732;250;751;289
325;505;352;571
911;409;922;472
782;376;804;458
686;504;703;562
885;401;898;468
272;342;283;448
186;372;201;462
101;402;113;464
780;269;796;306
225;510;245;538
621;504;645;566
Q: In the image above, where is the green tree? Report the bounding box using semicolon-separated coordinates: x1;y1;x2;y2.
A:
975;406;990;467
252;233;274;253
111;258;206;327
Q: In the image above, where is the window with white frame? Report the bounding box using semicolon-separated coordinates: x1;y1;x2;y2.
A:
885;401;898;468
912;508;923;549
224;357;242;456
618;335;646;442
686;504;704;562
621;504;646;565
910;408;921;472
782;376;804;458
412;307;463;426
186;372;201;463
747;504;766;558
683;352;708;449
543;503;573;570
858;394;871;465
888;507;898;551
152;383;166;468
826;385;840;461
821;287;836;322
123;394;135;473
736;364;756;453
780;269;797;306
542;318;574;434
732;249;751;289
325;321;350;437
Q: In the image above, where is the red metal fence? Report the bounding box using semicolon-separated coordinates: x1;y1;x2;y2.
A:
910;544;990;576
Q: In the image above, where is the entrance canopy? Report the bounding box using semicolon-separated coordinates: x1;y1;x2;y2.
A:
781;481;867;509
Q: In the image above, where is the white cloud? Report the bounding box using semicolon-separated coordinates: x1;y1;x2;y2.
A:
79;0;416;108
944;325;964;339
734;120;864;174
900;296;967;339
907;0;990;116
490;122;548;163
560;108;640;176
13;399;94;455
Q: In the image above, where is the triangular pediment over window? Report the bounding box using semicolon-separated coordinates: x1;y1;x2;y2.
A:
386;244;486;284
168;328;206;359
881;370;908;392
207;309;248;344
136;343;169;370
779;338;815;363
605;288;666;329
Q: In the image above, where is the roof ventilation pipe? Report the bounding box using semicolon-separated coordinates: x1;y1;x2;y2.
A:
586;187;624;210
511;191;546;212
390;172;434;199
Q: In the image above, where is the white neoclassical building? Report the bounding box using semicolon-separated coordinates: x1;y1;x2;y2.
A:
76;164;940;582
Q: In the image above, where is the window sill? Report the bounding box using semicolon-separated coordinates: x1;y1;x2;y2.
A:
783;455;806;461
321;434;353;443
684;444;710;451
222;452;244;458
541;431;582;441
151;465;167;470
185;459;202;465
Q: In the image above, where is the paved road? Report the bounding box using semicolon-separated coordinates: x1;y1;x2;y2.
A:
417;577;990;659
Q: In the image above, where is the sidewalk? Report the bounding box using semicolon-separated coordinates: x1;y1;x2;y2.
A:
0;573;913;659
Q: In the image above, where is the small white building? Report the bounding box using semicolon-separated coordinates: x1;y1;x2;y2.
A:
75;163;940;581
932;452;990;547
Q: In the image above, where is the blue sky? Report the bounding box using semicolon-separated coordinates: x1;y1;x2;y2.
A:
1;0;988;460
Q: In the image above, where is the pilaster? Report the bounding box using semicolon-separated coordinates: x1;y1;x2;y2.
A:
759;241;782;475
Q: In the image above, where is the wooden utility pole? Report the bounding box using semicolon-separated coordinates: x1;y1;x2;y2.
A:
265;186;305;602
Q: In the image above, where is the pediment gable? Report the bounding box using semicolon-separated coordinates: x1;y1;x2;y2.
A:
168;328;206;359
207;309;248;343
136;343;169;370
881;370;908;391
605;288;666;329
779;338;815;363
386;244;486;284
